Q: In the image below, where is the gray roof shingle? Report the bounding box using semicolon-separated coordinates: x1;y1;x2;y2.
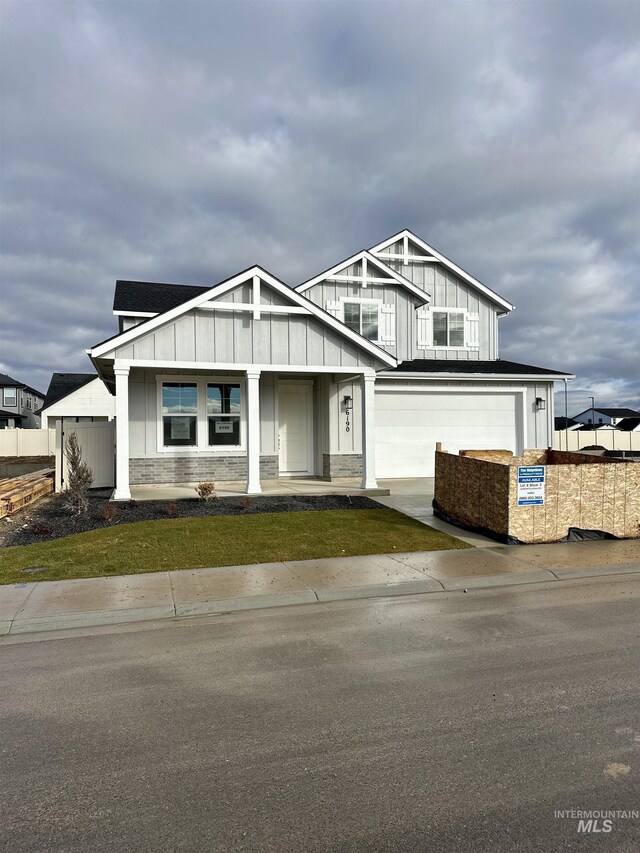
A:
386;359;572;376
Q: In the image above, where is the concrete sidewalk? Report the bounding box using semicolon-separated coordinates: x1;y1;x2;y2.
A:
2;538;639;636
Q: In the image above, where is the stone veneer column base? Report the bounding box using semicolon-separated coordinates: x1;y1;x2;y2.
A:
130;455;279;485
322;453;363;480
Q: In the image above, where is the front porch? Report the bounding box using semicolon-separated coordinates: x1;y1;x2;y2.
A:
112;364;379;500
128;476;390;501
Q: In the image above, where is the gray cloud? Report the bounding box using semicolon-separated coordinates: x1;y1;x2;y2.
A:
1;0;638;412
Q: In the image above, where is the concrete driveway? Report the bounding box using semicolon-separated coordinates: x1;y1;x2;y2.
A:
377;478;498;547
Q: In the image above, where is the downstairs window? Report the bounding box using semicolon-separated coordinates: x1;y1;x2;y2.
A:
161;382;198;447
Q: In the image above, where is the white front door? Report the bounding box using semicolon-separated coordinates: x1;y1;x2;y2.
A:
278;383;313;475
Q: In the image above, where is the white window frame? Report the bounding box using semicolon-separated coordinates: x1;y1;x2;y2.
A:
432;308;466;349
2;388;17;407
156;375;247;454
339;297;382;343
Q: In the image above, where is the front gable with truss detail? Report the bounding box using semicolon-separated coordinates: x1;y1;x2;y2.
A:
91;266;396;374
295;249;430;363
367;230;514;361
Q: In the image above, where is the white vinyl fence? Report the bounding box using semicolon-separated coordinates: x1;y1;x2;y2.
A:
553;430;640;452
56;421;115;491
0;429;56;457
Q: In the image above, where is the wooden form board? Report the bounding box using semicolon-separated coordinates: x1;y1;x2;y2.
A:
434;450;640;543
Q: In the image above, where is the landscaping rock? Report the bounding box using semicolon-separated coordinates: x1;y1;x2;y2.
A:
1;491;382;548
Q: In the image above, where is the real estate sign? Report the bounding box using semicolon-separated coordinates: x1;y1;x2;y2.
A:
517;466;545;506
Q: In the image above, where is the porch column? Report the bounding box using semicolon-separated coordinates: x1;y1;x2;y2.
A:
113;365;131;500
361;372;377;489
246;369;262;494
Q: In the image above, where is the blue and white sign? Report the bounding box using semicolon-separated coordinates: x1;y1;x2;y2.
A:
517;465;545;506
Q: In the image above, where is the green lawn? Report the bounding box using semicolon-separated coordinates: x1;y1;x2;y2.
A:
0;509;470;584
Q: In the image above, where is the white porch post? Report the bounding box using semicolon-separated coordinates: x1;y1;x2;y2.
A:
246;369;262;494
113;365;131;500
361;372;377;489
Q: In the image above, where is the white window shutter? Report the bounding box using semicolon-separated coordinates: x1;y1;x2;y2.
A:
380;303;395;343
416;307;432;349
465;312;480;348
326;300;343;321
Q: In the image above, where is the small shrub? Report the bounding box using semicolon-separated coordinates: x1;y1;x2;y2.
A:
101;502;117;523
30;521;55;536
163;502;180;518
195;481;216;501
62;432;93;516
240;496;252;510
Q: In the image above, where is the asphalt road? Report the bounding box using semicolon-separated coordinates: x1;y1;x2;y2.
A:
2;575;639;852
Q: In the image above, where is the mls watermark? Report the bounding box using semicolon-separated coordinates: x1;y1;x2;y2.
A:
554;809;639;834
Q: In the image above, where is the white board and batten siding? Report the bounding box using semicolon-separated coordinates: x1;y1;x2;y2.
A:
113;307;375;370
303;257;500;363
377;243;501;360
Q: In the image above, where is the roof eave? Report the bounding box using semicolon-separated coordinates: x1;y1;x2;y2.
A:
377;370;575;381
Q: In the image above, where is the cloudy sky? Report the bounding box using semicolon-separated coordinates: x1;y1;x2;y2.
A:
1;0;638;415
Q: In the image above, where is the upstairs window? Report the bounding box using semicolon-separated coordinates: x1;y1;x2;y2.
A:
161;382;197;447
207;383;241;446
433;311;465;347
2;388;16;407
343;301;379;341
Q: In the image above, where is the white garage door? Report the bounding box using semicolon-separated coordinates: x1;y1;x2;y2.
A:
375;388;521;478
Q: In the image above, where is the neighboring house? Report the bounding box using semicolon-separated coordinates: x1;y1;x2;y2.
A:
554;416;581;431
0;372;44;429
38;373;115;429
616;417;640;432
576;423;616;431
572;407;640;427
88;228;573;499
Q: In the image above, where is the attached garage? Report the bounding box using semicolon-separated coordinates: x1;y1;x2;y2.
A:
375;385;523;478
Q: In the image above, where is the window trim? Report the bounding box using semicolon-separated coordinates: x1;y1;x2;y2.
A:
430;307;468;350
156;375;246;454
339;297;382;343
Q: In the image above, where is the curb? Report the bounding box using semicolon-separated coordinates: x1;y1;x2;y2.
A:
2;564;639;637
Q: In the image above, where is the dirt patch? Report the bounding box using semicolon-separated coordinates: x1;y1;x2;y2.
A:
1;490;383;548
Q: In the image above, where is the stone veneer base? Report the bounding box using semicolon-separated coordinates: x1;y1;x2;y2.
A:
322;453;363;480
130;455;279;485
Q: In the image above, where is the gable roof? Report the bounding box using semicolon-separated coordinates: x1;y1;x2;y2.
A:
0;372;44;397
555;416;580;430
616;417;640;431
574;407;640;419
369;229;514;314
91;265;397;367
113;280;208;315
40;373;99;412
382;358;573;379
295;249;430;303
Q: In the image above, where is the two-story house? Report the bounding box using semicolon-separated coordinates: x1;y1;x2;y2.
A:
88;229;572;499
572;407;640;427
0;373;44;429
